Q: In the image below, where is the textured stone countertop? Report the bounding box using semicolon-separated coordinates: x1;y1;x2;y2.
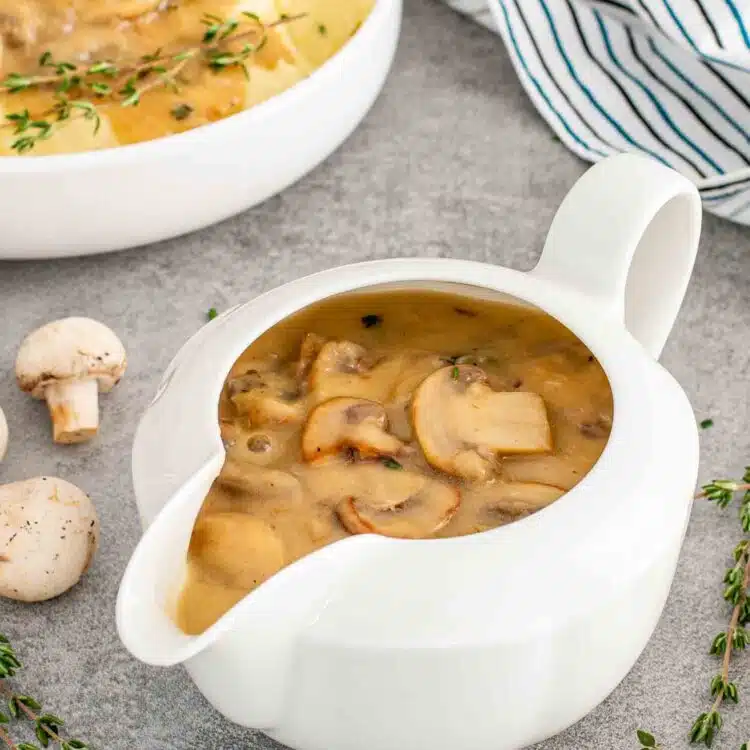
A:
0;0;749;747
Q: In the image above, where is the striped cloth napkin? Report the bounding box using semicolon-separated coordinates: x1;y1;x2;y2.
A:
442;0;750;225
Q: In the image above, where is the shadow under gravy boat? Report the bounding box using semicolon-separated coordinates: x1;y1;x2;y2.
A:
117;153;702;750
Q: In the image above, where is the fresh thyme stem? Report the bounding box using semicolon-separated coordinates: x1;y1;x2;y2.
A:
0;634;88;750
0;727;15;750
711;548;749;716
0;683;65;746
1;15;301;94
696;484;750;500
638;467;750;749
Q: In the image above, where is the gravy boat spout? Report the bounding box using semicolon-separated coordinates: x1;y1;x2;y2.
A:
116;445;386;728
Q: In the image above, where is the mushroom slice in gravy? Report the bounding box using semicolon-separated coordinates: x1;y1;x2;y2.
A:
296;333;327;382
189;513;285;590
475;482;564;517
308;340;408;403
227;361;303;425
412;365;552;480
219;459;302;500
301;397;403;461
333;464;460;539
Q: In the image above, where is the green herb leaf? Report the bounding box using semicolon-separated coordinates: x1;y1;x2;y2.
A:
710;674;724;696
709;632;728;655
207;307;218;321
725;681;739;703
318;23;327;35
170;103;194;121
35;723;50;747
382;457;402;470
88;81;112;96
451;366;460;380
636;729;657;747
700;418;714;429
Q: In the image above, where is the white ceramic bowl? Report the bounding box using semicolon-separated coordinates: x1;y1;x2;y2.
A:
0;0;401;261
118;154;702;750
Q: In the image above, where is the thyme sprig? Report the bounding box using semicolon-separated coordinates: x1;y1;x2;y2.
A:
0;635;88;750
0;11;304;153
637;467;750;749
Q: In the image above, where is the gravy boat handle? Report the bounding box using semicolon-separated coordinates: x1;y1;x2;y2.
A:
532;152;702;359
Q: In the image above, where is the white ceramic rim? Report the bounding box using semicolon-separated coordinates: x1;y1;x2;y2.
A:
0;0;392;173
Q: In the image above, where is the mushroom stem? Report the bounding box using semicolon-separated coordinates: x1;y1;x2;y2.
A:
44;379;100;444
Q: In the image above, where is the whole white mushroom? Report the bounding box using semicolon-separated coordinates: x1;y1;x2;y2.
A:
16;317;127;444
0;406;6;461
0;477;99;602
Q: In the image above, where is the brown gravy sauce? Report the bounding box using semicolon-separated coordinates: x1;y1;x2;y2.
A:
176;289;614;634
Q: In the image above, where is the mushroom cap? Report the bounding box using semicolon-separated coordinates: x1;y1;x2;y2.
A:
307;340;407;404
0;406;7;461
472;481;565;525
331;463;460;539
227;361;304;426
0;477;99;602
16;317;126;398
301;397;403;461
412;365;552;480
218;459;303;500
189;513;285;590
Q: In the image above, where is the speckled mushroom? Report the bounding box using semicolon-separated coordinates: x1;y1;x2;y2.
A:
0;477;99;602
15;317;126;444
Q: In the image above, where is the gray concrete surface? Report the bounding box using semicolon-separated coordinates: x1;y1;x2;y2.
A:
0;0;749;747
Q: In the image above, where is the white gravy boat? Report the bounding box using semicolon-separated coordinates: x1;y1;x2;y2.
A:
117;153;702;750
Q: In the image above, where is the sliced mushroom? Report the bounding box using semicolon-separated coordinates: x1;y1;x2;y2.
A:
296;332;327;381
500;454;586;492
307;341;405;403
15;317;127;444
218;458;302;500
478;481;564;517
385;354;446;441
412;365;552;480
189;512;285;590
578;415;612;439
301;397;402;461
227;362;303;426
320;463;460;539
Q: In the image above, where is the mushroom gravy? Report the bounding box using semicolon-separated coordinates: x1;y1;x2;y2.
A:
0;0;372;155
177;289;614;634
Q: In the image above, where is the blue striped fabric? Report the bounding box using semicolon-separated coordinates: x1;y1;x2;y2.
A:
441;0;750;226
